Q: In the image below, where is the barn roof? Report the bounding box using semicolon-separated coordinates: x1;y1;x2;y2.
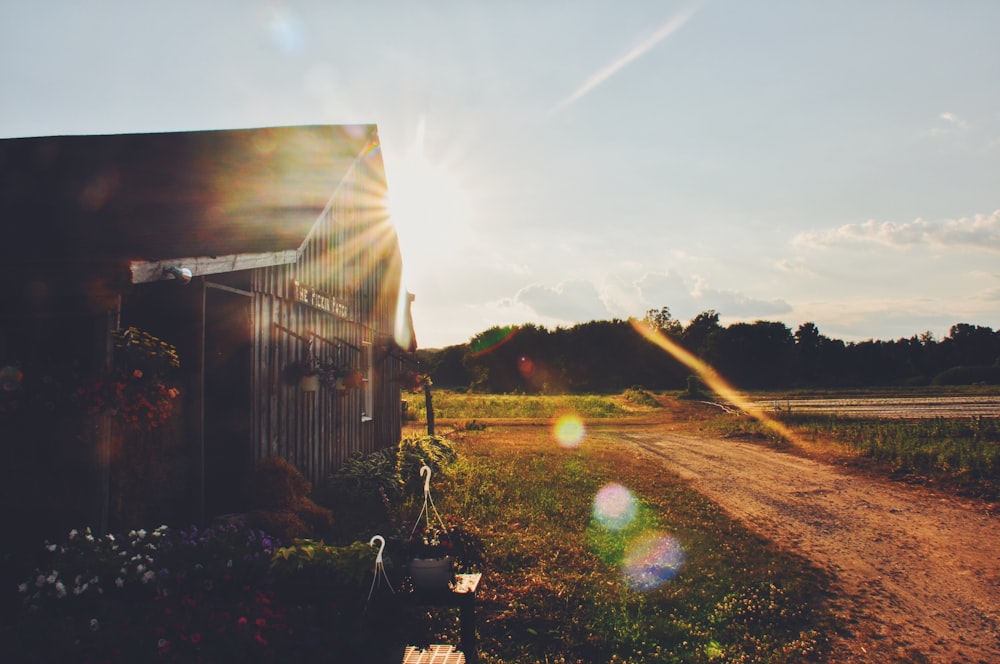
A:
0;125;382;264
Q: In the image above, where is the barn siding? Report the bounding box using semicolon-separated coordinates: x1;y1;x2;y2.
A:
249;146;406;484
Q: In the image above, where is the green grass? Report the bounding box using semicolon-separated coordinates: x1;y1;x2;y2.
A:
697;408;1000;499
422;426;833;663
785;413;1000;498
406;391;646;421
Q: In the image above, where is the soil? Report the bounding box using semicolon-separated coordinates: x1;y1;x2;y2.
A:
601;401;1000;663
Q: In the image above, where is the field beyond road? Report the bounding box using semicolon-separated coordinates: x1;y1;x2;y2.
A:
423;391;1000;661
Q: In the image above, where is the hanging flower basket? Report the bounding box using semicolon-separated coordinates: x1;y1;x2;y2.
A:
409;556;453;591
405;465;456;590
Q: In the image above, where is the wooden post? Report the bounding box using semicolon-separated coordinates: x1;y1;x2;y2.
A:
423;381;434;436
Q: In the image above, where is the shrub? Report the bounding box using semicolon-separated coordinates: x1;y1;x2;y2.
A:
623;386;660;407
245;457;334;543
396;435;456;497
316;448;401;541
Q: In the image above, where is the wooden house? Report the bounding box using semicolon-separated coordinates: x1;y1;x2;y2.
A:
0;125;417;536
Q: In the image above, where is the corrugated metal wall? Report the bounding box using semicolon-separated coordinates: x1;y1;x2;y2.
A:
249;139;406;484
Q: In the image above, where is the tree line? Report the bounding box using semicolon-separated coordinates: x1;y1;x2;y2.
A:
416;308;1000;393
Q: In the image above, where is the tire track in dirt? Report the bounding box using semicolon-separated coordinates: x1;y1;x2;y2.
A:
616;428;1000;663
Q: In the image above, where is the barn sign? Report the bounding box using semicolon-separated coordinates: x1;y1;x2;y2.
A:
293;280;352;318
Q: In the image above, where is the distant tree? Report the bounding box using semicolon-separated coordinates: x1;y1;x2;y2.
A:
681;310;721;357
643;307;682;336
712;320;794;388
944;323;999;366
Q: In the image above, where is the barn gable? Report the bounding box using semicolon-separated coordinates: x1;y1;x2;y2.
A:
0;125;415;534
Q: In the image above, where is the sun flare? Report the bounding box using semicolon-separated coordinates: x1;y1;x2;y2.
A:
385;125;472;264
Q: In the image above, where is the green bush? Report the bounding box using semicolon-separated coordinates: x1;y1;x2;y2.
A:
396;434;457;497
317;448;401;541
623;386;660;407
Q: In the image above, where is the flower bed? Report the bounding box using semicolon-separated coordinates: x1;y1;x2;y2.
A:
6;523;400;662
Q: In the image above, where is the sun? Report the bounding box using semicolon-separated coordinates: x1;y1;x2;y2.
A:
384;124;472;265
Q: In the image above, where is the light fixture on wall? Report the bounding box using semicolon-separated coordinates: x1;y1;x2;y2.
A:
164;266;193;284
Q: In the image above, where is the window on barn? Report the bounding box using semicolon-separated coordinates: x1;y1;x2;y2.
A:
361;340;373;421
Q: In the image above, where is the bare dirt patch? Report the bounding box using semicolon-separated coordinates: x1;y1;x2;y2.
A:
606;409;1000;662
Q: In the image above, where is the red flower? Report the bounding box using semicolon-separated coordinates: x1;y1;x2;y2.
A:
254;632;268;646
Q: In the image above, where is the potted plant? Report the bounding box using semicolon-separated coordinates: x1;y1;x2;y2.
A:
317;360;359;393
284;359;320;391
407;522;454;590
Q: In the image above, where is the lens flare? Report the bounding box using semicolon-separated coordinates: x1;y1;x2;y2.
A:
0;365;24;391
629;319;801;445
518;355;535;378
553;413;585;448
469;325;518;357
622;532;685;591
593;483;638;531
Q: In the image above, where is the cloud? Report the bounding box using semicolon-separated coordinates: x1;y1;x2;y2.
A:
775;259;816;277
695;287;792;317
792;210;1000;251
615;270;790;323
550;9;695;115
930;111;968;136
514;280;610;322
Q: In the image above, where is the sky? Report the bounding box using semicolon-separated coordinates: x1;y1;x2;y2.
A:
2;1;998;349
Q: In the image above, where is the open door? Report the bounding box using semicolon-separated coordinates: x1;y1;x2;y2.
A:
203;285;253;517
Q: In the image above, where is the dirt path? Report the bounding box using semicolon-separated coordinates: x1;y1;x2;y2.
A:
615;426;1000;663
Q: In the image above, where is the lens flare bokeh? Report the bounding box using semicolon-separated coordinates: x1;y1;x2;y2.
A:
469;325;518;357
622;532;685;591
0;365;23;391
593;483;638;531
553;413;585;448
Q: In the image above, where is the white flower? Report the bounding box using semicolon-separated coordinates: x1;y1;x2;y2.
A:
46;573;58;584
85;533;94;542
89;618;100;632
54;581;66;598
69;529;78;539
226;559;233;568
17;583;28;593
45;544;57;552
73;583;88;595
141;571;155;584
35;575;45;588
90;576;99;584
137;529;147;539
157;638;167;649
135;564;145;574
115;577;124;588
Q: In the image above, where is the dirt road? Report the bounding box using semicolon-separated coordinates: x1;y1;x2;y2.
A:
615;425;1000;662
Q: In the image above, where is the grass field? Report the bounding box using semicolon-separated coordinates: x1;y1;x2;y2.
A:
417;388;1000;500
419;424;834;662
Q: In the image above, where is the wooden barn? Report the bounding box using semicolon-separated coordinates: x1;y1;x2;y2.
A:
0;125;417;537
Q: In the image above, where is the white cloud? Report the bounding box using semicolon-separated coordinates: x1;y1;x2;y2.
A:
793;210;1000;251
775;259;816;277
930;110;969;136
514;280;610;322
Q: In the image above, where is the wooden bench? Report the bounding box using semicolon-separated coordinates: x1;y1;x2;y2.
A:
405;573;482;664
402;644;466;663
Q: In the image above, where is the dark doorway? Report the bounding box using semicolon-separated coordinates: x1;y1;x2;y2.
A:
203;285;253;517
